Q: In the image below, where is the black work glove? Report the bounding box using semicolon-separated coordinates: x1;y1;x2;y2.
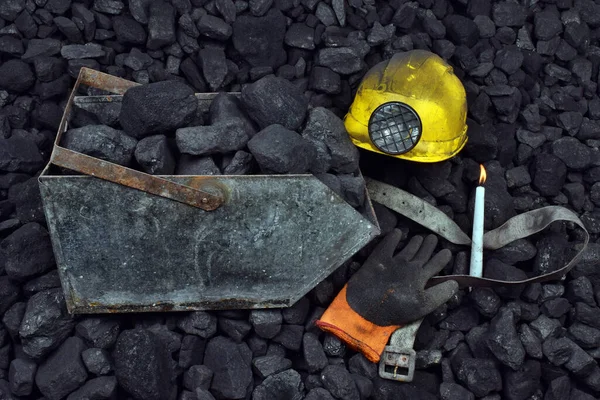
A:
346;229;459;326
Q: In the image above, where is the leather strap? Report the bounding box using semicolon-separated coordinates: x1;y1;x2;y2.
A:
366;179;590;288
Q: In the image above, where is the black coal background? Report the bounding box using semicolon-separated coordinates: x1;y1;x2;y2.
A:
2;0;600;398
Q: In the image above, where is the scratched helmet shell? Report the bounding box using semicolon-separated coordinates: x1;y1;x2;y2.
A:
344;50;468;163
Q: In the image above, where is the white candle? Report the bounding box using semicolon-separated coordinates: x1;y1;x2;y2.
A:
470;165;486;278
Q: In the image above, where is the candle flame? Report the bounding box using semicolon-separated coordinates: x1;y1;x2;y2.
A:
479;165;487;185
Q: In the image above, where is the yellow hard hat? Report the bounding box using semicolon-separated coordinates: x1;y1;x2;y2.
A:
344;50;468;163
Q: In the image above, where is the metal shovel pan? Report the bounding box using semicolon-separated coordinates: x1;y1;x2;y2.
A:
38;68;381;314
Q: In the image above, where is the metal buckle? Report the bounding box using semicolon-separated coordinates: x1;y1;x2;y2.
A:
378;318;423;382
379;346;416;382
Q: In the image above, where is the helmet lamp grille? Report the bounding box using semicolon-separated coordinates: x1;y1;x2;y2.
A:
368;102;422;155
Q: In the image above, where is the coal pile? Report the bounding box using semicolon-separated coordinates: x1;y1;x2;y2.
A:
61;75;365;209
2;0;600;399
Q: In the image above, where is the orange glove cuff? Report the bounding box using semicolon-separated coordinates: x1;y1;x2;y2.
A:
316;286;401;363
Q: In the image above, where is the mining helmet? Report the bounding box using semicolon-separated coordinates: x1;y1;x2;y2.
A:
344;50;468;163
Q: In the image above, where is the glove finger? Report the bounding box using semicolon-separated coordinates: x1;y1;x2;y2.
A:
421;249;452;281
350;232;400;283
394;235;423;261
369;229;404;263
422;280;459;315
410;234;438;266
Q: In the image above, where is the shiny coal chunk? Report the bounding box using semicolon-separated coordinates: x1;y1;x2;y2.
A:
113;329;175;400
19;289;75;360
35;336;88;400
62;125;137;166
204;336;253;399
241;76;308;130
248;124;316;174
232;9;286;68
119;81;197;138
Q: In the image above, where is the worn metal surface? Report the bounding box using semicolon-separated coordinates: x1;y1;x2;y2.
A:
379;318;422;382
39;174;379;313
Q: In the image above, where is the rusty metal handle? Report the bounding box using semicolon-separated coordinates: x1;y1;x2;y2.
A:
52;147;224;211
47;67;224;211
77;67;141;94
